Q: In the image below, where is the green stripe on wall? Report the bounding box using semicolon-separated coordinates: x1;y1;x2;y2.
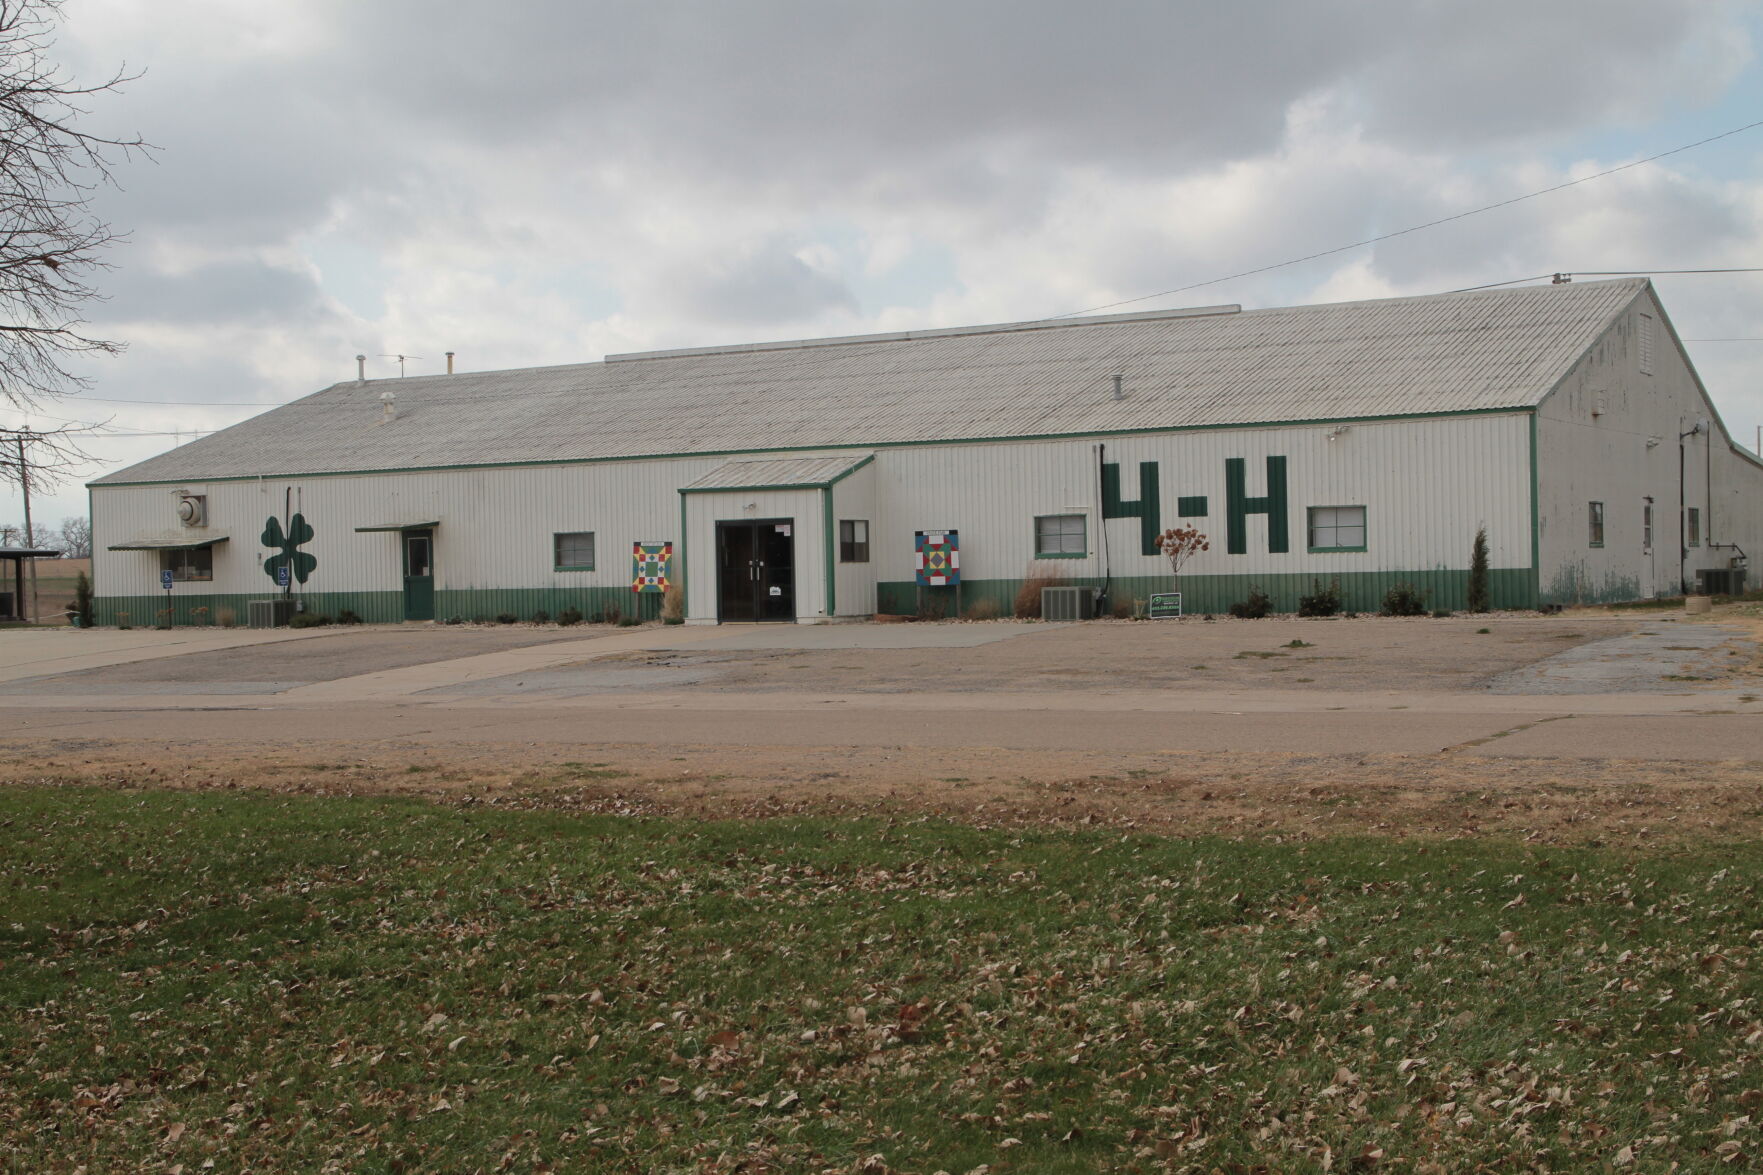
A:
877;567;1538;618
92;586;661;628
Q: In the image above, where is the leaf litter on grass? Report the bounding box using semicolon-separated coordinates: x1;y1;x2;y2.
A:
1;786;1760;1173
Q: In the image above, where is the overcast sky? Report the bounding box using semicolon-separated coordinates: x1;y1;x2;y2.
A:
6;0;1763;526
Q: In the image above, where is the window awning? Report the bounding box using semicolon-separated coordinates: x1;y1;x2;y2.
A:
354;520;440;532
0;547;61;559
106;534;231;552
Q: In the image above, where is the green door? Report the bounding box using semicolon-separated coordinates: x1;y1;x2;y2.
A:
402;529;435;620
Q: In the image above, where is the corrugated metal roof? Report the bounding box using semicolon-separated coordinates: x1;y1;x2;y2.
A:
683;453;873;491
94;279;1647;485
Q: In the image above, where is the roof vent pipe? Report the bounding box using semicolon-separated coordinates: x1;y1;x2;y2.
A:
356;354;367;383
1112;373;1124;401
380;390;396;422
446;351;455;375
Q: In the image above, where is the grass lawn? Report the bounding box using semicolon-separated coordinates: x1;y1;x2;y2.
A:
2;786;1759;1173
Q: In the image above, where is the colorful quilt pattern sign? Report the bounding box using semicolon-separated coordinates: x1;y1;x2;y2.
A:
915;529;960;587
632;541;672;593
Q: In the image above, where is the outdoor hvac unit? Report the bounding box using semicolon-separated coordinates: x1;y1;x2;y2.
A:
248;598;297;628
1696;568;1747;597
1041;586;1096;622
176;494;206;527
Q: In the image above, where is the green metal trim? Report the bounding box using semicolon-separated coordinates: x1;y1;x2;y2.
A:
822;487;835;617
354;520;440;532
90;407;1535;489
824;452;876;486
1033;513;1089;560
553;565;596;572
1527;410;1541;602
106;535;231;552
677;494;689;619
680;480;835;495
1305;504;1366;554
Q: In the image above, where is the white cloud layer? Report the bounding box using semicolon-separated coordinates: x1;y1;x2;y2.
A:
7;0;1763;523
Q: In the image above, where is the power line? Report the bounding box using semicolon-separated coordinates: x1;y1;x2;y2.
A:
1049;116;1763;319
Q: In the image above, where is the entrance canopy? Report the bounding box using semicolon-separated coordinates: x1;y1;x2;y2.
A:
354;520;440;532
682;453;873;494
105;534;230;551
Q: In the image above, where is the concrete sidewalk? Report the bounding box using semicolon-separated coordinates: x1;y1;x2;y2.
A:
0;626;340;685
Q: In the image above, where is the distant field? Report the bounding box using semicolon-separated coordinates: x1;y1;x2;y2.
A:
2;786;1759;1173
7;556;88;623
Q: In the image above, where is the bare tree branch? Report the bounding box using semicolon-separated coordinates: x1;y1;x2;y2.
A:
0;0;148;410
1;420;104;491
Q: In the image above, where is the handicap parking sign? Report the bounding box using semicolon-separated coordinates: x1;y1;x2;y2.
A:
160;569;174;589
276;565;290;587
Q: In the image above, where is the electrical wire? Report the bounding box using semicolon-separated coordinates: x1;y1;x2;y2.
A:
1047;116;1763;319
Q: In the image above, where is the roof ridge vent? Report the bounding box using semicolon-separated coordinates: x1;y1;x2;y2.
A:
605;303;1243;364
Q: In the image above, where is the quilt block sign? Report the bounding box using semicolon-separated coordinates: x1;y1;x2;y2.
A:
632;541;672;593
914;530;960;587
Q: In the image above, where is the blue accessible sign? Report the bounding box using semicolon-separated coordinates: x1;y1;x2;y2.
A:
277;565;291;588
160;569;174;590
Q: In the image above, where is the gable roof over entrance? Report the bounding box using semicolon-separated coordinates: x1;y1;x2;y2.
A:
94;278;1649;486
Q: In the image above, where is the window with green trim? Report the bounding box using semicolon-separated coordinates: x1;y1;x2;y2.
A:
554;531;595;570
1687;507;1701;547
1307;505;1365;552
1588;502;1604;547
1034;514;1087;557
1643;502;1654;550
839;519;870;563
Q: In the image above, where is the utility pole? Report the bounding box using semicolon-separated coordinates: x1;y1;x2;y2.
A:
16;434;37;623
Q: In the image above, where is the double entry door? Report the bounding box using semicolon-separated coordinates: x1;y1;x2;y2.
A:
716;519;795;621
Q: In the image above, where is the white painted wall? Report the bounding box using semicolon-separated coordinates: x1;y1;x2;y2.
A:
94;412;1540;619
1537;287;1763;602
830;461;878;617
681;487;826;622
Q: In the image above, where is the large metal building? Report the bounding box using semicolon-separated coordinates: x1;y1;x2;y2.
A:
90;278;1763;625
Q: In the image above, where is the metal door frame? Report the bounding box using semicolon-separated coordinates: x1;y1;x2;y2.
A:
715;518;795;623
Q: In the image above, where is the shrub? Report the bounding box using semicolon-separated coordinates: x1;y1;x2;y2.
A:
289;612;332;628
661;583;684;623
1432;608;1453;619
530;609;550;625
191;606;210;627
1381;581;1429;617
1296;577;1341;618
916;594;947;621
71;571;93;628
1228;585;1272;619
664;616;685;625
1013;565;1070;619
1109;595;1136;619
1467;526;1491;613
217;606;238;628
116;611;131;630
337;609;364;625
602;603;623;626
964;597;1003;621
556;606;583;627
618;616;642;627
495;612;518;625
155;608;174;630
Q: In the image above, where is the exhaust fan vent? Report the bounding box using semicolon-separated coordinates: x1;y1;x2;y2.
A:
176;494;207;527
